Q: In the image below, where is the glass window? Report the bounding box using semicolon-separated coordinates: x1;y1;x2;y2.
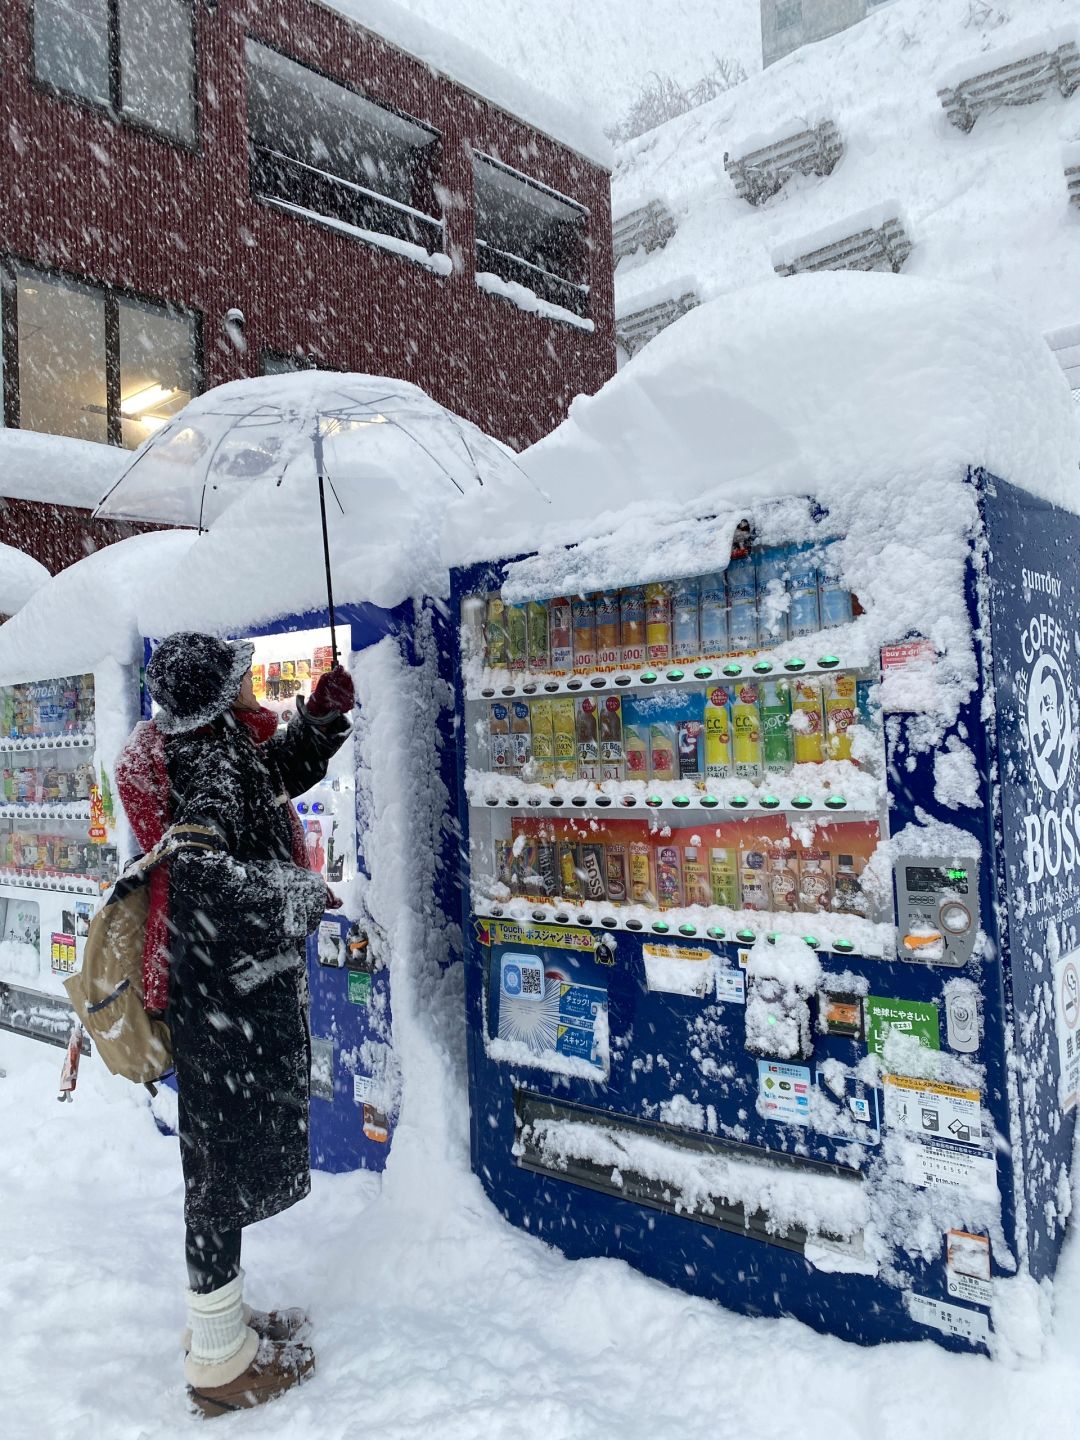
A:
118;297;195;449
246;40;441;252
117;0;195;143
15;271;108;444
473;155;590;319
33;0;110;106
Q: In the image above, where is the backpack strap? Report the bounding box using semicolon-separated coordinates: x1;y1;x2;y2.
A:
127;824;224;882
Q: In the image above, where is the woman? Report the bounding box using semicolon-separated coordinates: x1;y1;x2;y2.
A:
117;632;353;1417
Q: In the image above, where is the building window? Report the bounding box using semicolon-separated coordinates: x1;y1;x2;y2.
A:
32;0;196;144
1;263;197;449
776;1;803;29
472;153;590;320
246;40;442;256
261;349;318;375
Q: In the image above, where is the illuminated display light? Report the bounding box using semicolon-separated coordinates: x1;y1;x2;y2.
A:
752;659;773;673
700;795;719;807
678;923;697;936
673;795;691;808
759;795;780;809
640;670;658;684
707;926;725;939
730;795;749;808
791;795;813;809
802;935;819;948
824;795;847;809
666;668;685;682
818;655;840;668
645;794;663;807
736;927;756;943
722;662;743;676
694;666;713;679
652;920;670;933
833;939;855;953
783;658;806;671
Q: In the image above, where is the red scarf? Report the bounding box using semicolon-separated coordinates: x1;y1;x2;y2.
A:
115;707;311;1014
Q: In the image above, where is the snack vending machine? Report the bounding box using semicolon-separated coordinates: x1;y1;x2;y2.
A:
452;473;1080;1355
0;666;132;1051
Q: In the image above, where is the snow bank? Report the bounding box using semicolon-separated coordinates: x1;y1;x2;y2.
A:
0;428;127;508
322;0;612;165
0;542;49;616
613;0;1080;345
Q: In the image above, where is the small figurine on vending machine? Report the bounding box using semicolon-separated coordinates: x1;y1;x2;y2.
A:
115;633;356;1417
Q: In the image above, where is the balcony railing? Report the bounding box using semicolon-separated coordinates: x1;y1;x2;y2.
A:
475;239;590;320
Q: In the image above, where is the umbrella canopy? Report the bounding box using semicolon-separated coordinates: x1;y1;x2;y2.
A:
94;371;537;530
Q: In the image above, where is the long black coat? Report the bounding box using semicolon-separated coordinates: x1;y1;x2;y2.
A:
165;707;348;1233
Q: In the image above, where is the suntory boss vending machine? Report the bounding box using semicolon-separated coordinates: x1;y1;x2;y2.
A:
451;472;1079;1355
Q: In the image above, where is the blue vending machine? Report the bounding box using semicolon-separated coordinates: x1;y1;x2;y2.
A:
451;472;1079;1355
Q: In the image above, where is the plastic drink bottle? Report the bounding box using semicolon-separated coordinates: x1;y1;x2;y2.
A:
671;576;701;663
548;598;573;674
823;672;858;761
619;587;647;668
656;846;684;909
572;596;597;672
739;849;770;911
526;601;550;672
704;686;734;780
622;699;650;780
485;597;508;668
510;700;532;769
488;703;512;771
798;850;833;912
629;841;656;905
820;545;854;628
595;592;621;669
649;722;677;782
506;604;528;672
787;545;821;637
768;851;799;912
575;697;600;780
709;848;740;908
726;552;758;653
605;844;629;903
645;583;673;666
529;698;555;782
756;546;790;646
552;698;577;781
683;846;711;906
699;572;729;659
599;695;625;780
731;682;764;781
791;678;825;763
760;679;794;775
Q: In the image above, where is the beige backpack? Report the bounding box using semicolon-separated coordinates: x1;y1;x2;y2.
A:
64;825;220;1089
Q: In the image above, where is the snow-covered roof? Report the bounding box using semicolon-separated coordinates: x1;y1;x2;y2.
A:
320;0;612;167
0;542;49;617
0;429;128;509
613;0;1080;349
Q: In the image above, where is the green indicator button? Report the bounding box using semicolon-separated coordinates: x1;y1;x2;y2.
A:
666;668;685;682
694;666;713;679
752;659;773;674
759;794;780;809
818;655;840;669
784;657;806;672
652;920;670;933
791;795;813;809
673;794;691;808
802;935;820;949
833;939;855;954
641;670;658;684
730;795;749;809
766;932;779;944
736;928;757;943
645;794;663;808
678;923;697;936
825;795;848;810
722;662;743;677
700;795;719;808
707;926;726;940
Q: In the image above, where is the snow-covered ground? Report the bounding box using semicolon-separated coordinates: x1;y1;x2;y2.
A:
2;1022;1079;1440
613;0;1080;350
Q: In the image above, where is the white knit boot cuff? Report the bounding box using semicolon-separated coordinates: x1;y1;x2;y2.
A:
185;1272;249;1368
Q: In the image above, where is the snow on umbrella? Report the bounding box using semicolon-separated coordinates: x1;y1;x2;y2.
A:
94;371;541;659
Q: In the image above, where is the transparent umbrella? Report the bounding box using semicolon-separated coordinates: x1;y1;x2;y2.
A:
94;371;541;661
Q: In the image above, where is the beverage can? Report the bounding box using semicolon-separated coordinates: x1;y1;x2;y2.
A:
709;848;740;908
739;848;770;911
485;597;508;668
619;587;647;668
516;839;539;897
605;844;629;903
644;583;673;666
833;853;869;917
548;598;573;675
683;846;711;907
494;839;513;890
823;672;858;762
798;849;833;913
595;592;621;670
704;686;734;780
579;843;608;903
756;546;790;647
536;839;558;897
787;544;820;638
510;699;531;769
622;699;650;780
760;679;794;776
791;678;825;764
552;698;578;781
526;601;550;672
599;695;625;780
649;722;677;783
671;576;701;662
731;682;763;782
558;841;582;900
506;603;528;672
726;552;758;653
529;698;555;783
699;572;729;659
489;702;512;771
820;546;853;628
575;696;600;779
572;595;598;672
768;851;800;913
460;595;487;665
656;845;684;910
629;841;655;905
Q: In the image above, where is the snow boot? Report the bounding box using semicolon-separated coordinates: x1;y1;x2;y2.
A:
183;1273;314;1418
182;1291;310;1351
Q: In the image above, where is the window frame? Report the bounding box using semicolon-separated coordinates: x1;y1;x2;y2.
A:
1;257;203;449
244;34;445;263
29;0;200;152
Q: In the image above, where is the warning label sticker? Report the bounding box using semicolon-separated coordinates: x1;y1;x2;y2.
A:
1053;948;1080;1112
882;1074;984;1146
946;1231;992;1308
907;1293;990;1346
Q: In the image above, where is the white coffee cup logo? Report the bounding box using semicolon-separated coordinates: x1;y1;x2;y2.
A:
1027;654;1073;794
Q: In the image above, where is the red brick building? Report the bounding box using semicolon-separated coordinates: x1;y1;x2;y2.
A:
0;0;615;571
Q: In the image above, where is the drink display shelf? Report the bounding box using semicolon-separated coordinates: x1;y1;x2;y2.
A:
465;651;871;702
0;732;95;753
464;769;880;819
472;899;888;957
0;803;92;821
0;868;102;896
